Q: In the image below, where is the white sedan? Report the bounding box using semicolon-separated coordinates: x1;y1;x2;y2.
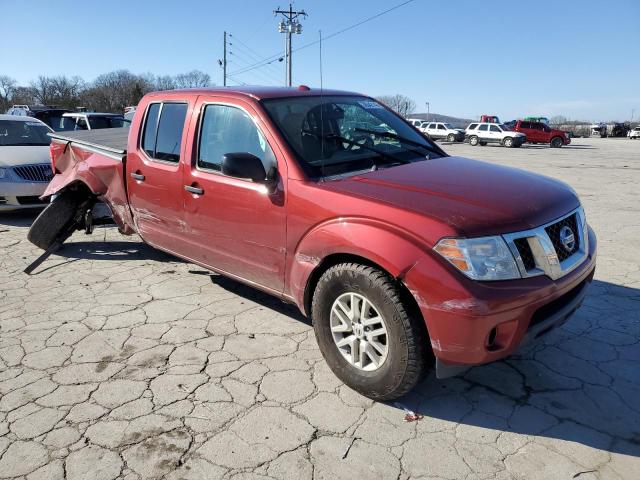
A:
0;115;54;211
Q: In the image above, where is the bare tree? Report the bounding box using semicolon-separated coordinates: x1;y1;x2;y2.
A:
83;70;154;112
154;75;177;91
550;115;568;127
10;86;37;106
0;75;17;112
376;94;416;117
174;70;211;89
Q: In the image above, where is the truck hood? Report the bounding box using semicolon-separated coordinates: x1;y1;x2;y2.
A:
0;146;51;168
322;156;580;237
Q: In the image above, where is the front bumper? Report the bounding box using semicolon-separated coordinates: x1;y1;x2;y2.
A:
405;225;597;374
0;182;49;210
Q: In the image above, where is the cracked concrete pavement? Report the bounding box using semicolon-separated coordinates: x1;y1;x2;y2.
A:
0;138;639;479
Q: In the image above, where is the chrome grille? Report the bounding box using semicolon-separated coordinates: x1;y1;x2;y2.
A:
503;207;588;281
13;164;53;183
545;213;580;261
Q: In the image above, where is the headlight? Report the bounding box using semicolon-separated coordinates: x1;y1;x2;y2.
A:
434;236;520;281
0;168;6;179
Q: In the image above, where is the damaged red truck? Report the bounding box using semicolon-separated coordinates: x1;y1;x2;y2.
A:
28;87;597;400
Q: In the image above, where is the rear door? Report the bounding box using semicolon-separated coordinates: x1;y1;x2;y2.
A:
181;96;287;292
529;122;546;142
126;100;191;253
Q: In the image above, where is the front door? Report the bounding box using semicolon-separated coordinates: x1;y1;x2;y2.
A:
181;97;287;292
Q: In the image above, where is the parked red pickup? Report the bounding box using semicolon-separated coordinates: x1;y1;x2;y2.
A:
510;120;571;147
29;87;596;400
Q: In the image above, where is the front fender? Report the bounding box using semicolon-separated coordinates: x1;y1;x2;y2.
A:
288;218;429;313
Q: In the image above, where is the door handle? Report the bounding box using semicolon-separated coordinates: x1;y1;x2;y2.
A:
130;172;145;181
184;185;204;195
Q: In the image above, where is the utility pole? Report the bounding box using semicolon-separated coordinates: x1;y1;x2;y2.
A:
275;4;307;87
218;32;228;86
425;102;430;122
223;31;227;86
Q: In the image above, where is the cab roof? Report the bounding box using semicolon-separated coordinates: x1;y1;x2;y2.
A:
145;86;364;101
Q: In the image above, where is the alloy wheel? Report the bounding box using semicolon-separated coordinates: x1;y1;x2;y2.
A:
330;292;389;371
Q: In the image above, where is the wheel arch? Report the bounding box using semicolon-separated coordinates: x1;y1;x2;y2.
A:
302;252;429;341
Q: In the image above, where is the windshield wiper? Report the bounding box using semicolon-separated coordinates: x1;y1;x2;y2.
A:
353;128;441;157
321;133;411;170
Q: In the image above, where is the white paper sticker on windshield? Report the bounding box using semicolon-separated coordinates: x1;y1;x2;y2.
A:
26;122;42;127
359;100;384;110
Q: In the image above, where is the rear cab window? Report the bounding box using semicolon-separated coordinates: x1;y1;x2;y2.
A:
142;102;188;163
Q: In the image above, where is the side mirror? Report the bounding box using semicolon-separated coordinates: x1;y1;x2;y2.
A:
222;152;267;183
222;152;278;193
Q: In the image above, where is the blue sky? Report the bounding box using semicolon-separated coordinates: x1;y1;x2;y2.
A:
3;0;639;121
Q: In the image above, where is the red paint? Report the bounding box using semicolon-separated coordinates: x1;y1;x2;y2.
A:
46;87;596;368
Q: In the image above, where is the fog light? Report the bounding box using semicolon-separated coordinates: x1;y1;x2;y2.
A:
487;327;498;349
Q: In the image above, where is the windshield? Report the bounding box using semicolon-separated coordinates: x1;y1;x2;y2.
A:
443;123;455;129
499;124;511;131
261;95;443;178
0;120;51;146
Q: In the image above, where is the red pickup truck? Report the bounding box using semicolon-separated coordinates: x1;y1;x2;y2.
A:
510;120;571;147
28;87;596;400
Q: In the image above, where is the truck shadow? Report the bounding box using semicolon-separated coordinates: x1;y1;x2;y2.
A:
399;279;640;458
56;240;177;263
208;273;310;325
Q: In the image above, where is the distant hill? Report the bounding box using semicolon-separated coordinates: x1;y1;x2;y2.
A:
407;113;474;129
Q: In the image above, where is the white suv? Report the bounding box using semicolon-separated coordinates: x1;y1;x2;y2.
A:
465;122;526;148
628;127;640;139
422;122;465;142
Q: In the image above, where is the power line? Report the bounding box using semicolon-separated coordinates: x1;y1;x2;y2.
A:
228;0;416;78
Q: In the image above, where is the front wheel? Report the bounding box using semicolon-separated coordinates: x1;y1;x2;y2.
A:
550;137;563;148
469;135;479;146
447;133;455;142
312;263;431;401
503;137;514;148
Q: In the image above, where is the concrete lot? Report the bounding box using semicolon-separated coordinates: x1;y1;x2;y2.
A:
0;137;638;479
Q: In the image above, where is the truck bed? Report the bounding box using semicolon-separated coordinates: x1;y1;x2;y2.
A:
48;127;129;155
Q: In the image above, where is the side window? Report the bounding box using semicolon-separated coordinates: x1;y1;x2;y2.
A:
478;124;488;131
490;125;501;132
76;118;88;130
198;104;276;173
142;102;188;162
427;123;435;129
437;124;446;130
142;103;161;158
520;122;530;129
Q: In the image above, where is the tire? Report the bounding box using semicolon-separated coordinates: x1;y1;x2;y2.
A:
469;136;479;146
503;137;514;148
479;141;487;146
447;133;455;142
311;263;431;401
27;190;94;250
550;137;563;148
